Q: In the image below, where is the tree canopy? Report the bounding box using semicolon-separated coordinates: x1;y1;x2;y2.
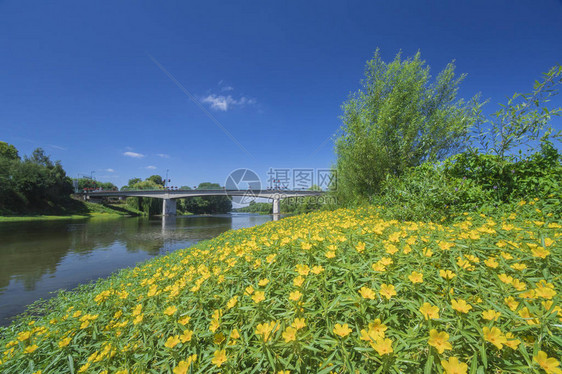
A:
334;50;478;203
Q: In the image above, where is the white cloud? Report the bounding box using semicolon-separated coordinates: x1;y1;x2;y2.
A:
146;165;157;170
106;168;115;173
201;94;256;111
48;144;67;151
156;153;170;158
221;86;234;92
123;151;144;158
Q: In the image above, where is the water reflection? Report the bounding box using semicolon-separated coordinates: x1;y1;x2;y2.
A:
0;213;274;325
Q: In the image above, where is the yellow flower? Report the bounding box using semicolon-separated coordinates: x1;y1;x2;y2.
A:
360;319;387;342
370;338;393;355
359;286;375;299
535;282;557;299
230;329;240;340
504;296;519;311
245;285;254;295
439;269;456;280
311;265;324;274
277;371;291;374
504;332;520;350
173;355;197;374
24;344;38;354
209;318;220;332
255;321;278;342
371;262;386;272
484;257;499;268
423;248;433;257
408;271;423;284
379;257;393;266
58;337;72;348
438;241;455;250
441;356;468;374
518;307;539;325
293;276;305;287
17;331;31;341
213;332;225;345
179;316;192;325
482;309;501;321
380;284;396;299
511;278;527;291
289;290;302;301
164;305;178;316
132;304;142;316
282;326;297;342
419;302;440;320
333;323;352;337
451;299;472;313
531;247;550;258
325;250;336;258
355;242;366;253
165;335;181;348
483;326;507;349
533;351;562;374
258;278;269;286
511;263;527;271
211;349;227;367
180;329;193;343
292;318;306;330
428;329;452;353
252;291;265;303
295;264;310;276
226;296;238;309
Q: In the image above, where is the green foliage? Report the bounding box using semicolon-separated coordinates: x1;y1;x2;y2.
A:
370;145;562;222
147;174;165;186
76;178;117;191
0;141;20;160
335;50;478;204
235;201;272;214
473;64;562;157
0;144;74;214
178;183;232;215
125;180;162;216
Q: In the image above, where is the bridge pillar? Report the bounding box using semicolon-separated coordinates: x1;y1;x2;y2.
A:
272;198;280;215
162;198;177;216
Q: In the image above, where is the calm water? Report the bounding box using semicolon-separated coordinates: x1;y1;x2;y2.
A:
0;213;276;326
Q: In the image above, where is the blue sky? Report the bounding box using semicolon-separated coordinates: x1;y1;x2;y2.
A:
1;0;561;189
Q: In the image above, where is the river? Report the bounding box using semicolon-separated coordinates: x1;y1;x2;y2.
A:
0;213;278;326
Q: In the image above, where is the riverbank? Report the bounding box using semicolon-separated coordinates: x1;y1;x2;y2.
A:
0;201;142;223
0;202;559;373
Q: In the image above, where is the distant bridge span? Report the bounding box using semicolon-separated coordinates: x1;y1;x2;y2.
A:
85;189;324;215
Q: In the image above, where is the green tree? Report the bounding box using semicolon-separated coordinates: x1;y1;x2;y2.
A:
334;50;478;203
147;175;164;186
473;64;562;158
0;142;20;160
125;180;162;216
180;182;231;214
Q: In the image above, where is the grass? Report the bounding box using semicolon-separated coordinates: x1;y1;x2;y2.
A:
0;200;559;373
0;200;143;223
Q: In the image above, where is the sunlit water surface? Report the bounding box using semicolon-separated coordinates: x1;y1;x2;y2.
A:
0;213;278;326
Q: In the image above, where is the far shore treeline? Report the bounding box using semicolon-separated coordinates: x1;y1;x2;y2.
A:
0;143;231;217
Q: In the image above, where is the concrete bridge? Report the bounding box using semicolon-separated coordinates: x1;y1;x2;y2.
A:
84;189;324;215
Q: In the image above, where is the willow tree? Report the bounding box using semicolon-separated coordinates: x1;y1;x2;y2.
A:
335;50;478;203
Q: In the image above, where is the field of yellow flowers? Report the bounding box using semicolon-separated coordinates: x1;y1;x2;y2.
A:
0;202;560;373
